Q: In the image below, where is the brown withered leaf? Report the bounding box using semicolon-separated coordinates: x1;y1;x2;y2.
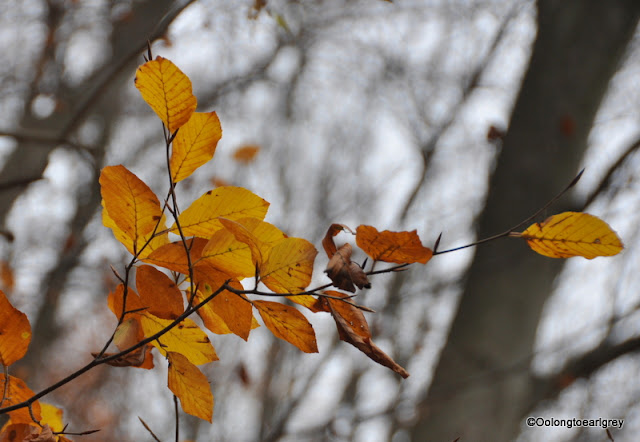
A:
323;291;409;378
324;243;370;293
92;345;153;369
322;223;354;258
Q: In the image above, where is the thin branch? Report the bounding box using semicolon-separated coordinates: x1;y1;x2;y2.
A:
174;395;180;442
139;417;162;442
432;169;584;255
583;135;640;208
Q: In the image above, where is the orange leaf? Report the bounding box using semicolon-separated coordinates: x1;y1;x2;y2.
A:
0;290;31;366
0;374;41;424
253;301;318;353
145;237;208;273
519;212;624;259
168;352;214;422
191;289;232;335
323;291;409;378
136;265;184;319
232;145;260;164
356;225;432;264
174;187;269;238
324;243;370;293
170;111;222;182
260;238;317;294
194;265;252;340
134;56;197;132
100;166;167;258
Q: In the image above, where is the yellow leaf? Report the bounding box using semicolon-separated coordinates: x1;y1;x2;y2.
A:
519;212;624;259
260;238;317;294
356;225;432;264
39;403;64;433
253;301;318;353
140;315;217;365
134;56;197;132
0;290;31;366
136;265;185;319
174;187;269;237
0;374;41;424
170;111;222;182
100;166;167;258
168;352;213;422
199;217;285;278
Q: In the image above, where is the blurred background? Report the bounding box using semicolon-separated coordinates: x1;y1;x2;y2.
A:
1;0;640;441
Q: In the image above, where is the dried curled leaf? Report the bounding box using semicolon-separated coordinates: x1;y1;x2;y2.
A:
323;291;409;378
0;290;31;366
519;212;624;259
324;243;370;293
356;225;432;264
322;223;354;258
134;56;197;132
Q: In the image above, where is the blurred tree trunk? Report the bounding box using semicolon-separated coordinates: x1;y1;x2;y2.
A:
412;1;640;441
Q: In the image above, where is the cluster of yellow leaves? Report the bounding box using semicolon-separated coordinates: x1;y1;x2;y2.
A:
97;56;626;426
0;290;70;441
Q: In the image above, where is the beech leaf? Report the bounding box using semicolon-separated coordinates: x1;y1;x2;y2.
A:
134;56;197;132
0;290;31;366
232;144;260;164
0;374;42;424
356;225;432;264
100;165;167;258
170;111;222;182
174;186;269;237
168;352;214;422
136;265;185;319
518;212;624;259
260;238;317;294
253;301;318;353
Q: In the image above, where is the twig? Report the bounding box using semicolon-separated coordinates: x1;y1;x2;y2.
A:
174;395;180;442
139;417;162;442
432;169;584;255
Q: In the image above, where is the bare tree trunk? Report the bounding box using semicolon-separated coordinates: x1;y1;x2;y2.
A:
411;1;640;441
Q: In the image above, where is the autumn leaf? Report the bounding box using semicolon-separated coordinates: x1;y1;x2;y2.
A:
170;111;222;182
174;186;269;237
100;165;168;258
39;403;64;433
199;217;286;278
232;144;260;164
108;285;217;365
0;374;42;424
136;265;184;319
356;225;432;264
0;290;31;366
260;238;317;294
93;318;154;368
322;223;354;258
145;237;208;273
168;352;214;422
193;266;253;340
518;212;624;259
135;56;197;132
324;243;370;293
323;291;409;378
253;301;318;353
